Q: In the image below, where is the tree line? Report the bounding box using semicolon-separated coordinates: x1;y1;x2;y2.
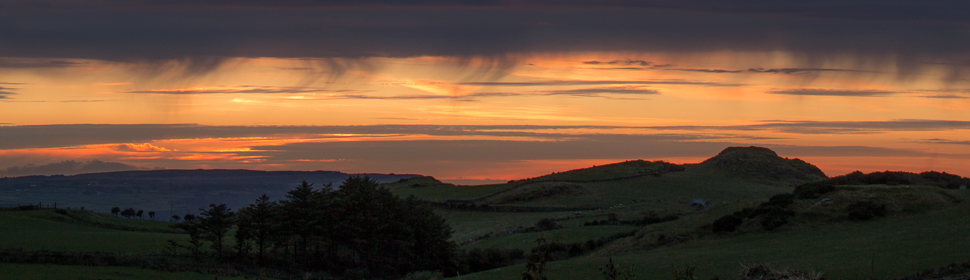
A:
167;176;459;279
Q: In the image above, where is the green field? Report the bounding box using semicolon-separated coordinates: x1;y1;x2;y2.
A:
460;194;970;280
0;263;250;280
467;225;641;251
0;209;183;253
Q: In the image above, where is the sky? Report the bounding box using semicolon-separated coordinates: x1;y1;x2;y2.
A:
2;1;970;181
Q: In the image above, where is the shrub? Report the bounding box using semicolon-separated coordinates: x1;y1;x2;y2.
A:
793;182;836;199
534;218;561;231
765;194;795;208
401;271;444;280
846;201;887;221
712;215;743;233
739;263;823;280
760;208;793;230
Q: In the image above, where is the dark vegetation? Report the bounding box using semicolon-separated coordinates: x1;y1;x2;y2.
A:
584;212;680;227
712;169;970;233
712;194;797;232
167;176;459;279
461;230;640;275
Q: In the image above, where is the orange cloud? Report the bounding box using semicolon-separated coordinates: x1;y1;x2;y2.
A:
112;143;173;152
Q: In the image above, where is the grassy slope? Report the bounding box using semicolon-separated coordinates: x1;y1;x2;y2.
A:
390;160;806;252
459;189;970;280
467;225;641;252
385;177;511;202
0;209;185;253
487;165;790;209
0;263;250;280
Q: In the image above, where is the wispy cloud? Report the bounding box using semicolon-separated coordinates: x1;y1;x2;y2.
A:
920;138;970;145
767;88;898;97
653;119;970;134
672;67;867;74
920;94;969;99
124;86;355;95
460;79;742;87
285;88;660;101
583;59;652;66
111;143;174;152
6;122;967;152
0;85;18;99
542;86;660;97
0;58;87;69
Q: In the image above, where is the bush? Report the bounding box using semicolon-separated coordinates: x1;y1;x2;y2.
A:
464;248;524;273
712;214;743;233
760;208;793;230
846;201;887;221
793;182;836;199
534;218;561;231
401;271;444;280
740;263;823;280
765;194;795;208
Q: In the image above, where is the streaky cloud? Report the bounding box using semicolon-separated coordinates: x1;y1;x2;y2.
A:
671;67;867;74
0;58;87;69
582;59;651;66
748;68;869;74
920;94;969;99
652;119;970;134
460;79;743;87
5;122;968;152
920;139;970;145
542;86;660;96
124;86;349;95
245;138;942;164
768;88;898;97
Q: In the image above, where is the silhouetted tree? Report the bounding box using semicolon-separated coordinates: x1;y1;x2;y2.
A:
237;194;279;264
136;209;144;219
121;207;136;218
148;211;155;220
110;206;120;217
172;216;205;259
522;234;552;280
166;177;458;279
280;180;328;269
199;203;234;259
171;215;181;222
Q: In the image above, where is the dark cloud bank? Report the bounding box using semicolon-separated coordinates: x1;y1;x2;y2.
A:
0;1;967;73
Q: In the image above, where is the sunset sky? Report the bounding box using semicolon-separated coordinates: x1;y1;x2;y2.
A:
2;1;970;181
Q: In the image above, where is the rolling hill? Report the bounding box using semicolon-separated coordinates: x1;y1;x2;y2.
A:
2;146;969;279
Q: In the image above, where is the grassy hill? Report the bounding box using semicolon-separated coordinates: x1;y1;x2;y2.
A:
459;187;970;280
0;208;183;253
383;147;828;253
3;146;969;279
448;150;970;280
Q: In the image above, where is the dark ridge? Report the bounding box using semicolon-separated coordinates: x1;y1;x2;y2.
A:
700;146;827;185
